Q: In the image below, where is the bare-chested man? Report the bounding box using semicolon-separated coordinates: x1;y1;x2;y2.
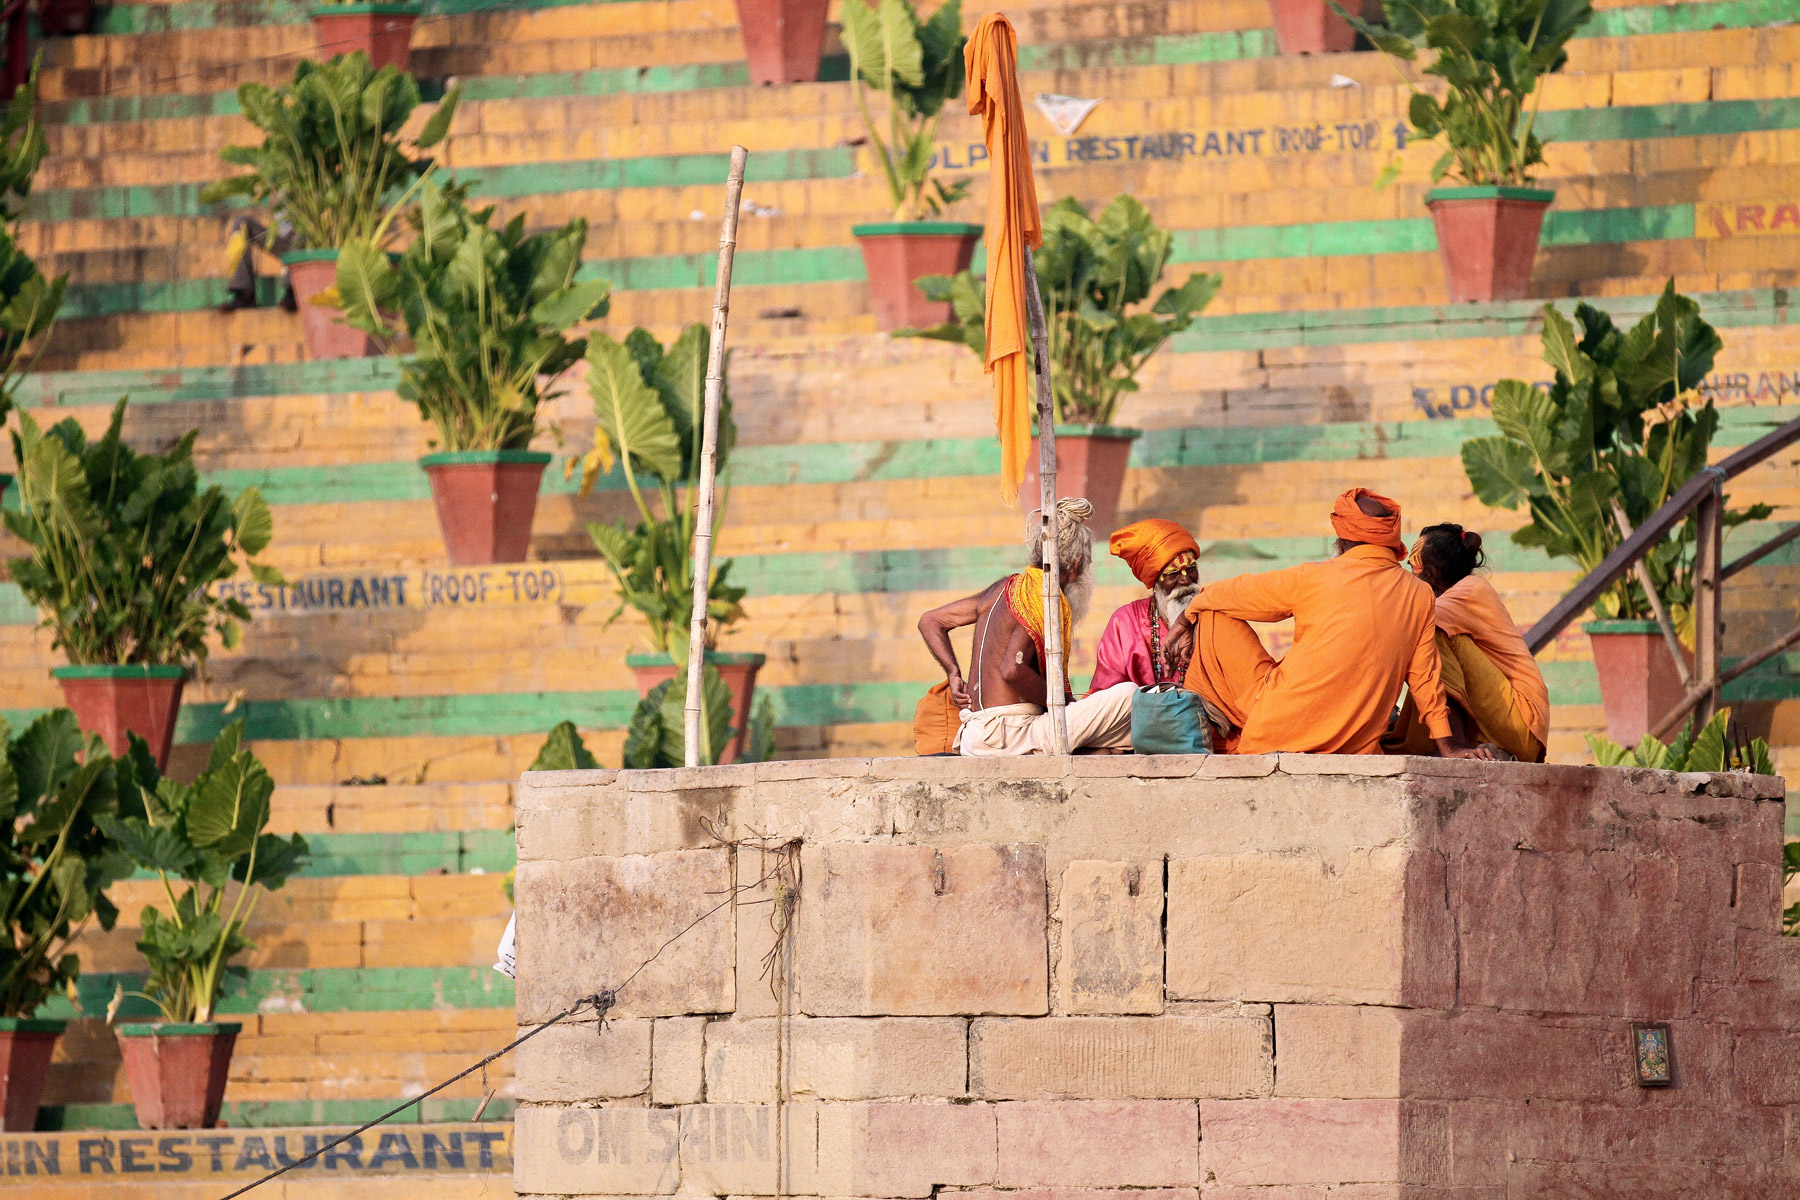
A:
917;498;1136;755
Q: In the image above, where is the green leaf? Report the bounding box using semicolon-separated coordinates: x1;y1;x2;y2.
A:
622;688;667;769
416;87;460;149
529;277;611;332
529;720;600;771
96;814;198;875
1461;435;1539;510
184;747;273;860
231;486;274;556
843;0;925;91
588;333;683;483
1490;378;1568;474
236;832;309;890
1680;710;1730;772
333;239;398;336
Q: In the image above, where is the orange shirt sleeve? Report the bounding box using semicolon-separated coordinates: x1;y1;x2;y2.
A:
1191;565;1306;624
1407;608;1453;741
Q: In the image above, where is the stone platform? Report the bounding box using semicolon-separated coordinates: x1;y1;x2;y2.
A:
510;754;1798;1198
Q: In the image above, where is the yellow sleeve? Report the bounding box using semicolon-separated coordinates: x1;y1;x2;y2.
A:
1408;611;1453;741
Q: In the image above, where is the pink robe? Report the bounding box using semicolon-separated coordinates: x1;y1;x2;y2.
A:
1089;598;1166;693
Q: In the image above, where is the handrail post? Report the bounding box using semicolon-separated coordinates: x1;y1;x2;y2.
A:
1692;480;1724;726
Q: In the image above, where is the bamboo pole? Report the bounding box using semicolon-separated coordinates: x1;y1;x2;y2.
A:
684;145;748;768
1020;245;1068;754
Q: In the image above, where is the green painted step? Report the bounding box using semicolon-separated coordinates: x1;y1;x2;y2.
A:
14;284;1795;411
40;1096;517;1133
122;829;517;878
47;964;513;1019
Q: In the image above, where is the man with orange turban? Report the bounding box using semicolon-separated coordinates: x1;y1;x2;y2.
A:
1090;518;1202;692
1165;489;1493;759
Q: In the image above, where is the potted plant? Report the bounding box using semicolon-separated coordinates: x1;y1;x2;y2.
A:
574;326;764;763
624;669;778;768
0;711;133;1131
336;179;611;565
0;66;63;504
1336;0;1593;301
1271;0;1357;54
1587;706;1774;775
98;722;309;1130
4;400;284;766
901;194;1220;531
200;55;459;359
843;0;977;331
735;0;829;84
1460;283;1768;745
308;0;423;69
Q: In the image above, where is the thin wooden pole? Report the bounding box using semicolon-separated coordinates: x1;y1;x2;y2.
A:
1020;245;1068;754
1611;499;1692;689
684;145;748;767
1691;481;1723;728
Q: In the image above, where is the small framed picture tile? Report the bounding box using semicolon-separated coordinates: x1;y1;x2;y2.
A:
1632;1022;1674;1087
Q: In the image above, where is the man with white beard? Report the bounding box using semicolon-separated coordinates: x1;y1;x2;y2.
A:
916;498;1135;755
1089;519;1202;692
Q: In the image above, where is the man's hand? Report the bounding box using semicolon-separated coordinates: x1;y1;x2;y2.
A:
1435;738;1496;761
1162;619;1194;671
947;670;972;709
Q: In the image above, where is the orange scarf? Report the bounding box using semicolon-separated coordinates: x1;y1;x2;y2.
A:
965;13;1042;505
1003;568;1072;693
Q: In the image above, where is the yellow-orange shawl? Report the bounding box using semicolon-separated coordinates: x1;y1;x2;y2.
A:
965;13;1042;505
1004;568;1072;693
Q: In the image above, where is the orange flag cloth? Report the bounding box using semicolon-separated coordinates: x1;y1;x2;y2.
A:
966;13;1042;505
1329;487;1406;553
1110;518;1201;587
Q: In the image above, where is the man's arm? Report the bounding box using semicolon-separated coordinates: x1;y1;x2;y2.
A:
1189;565;1307;624
918;584;995;708
1407;613;1494;761
998;622;1049;707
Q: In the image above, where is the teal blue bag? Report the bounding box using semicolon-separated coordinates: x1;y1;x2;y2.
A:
1131;684;1211;755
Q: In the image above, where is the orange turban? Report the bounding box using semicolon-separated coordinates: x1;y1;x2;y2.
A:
1330;487;1405;553
1109;519;1201;587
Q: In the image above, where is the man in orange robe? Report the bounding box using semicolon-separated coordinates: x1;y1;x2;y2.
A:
1167;488;1492;759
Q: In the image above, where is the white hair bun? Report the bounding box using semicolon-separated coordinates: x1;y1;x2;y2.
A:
1055;497;1095;525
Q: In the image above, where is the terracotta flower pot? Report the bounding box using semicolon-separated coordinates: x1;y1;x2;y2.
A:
116;1023;239;1130
1016;425;1142;536
283;251;379;360
52;664;186;768
627;651;767;765
734;0;829;84
1426;186;1554;303
1267;0;1355;54
1587;620;1694;746
851;222;983;332
309;2;420;69
38;0;95;35
0;1019;64;1133
419;451;551;566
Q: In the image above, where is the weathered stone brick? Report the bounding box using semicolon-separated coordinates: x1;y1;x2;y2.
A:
1057;860;1164;1014
994;1100;1199;1186
970;1015;1269;1099
512;1020;651;1101
1273;1006;1403;1098
1166;851;1407;1005
1736;1032;1800;1105
512;1103;681;1194
1199;1099;1401;1186
679;1103;817;1195
514;849;734;1021
800;843;1048;1016
815;1101;997;1197
652;1017;705;1106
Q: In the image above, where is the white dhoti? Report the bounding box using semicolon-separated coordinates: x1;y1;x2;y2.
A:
955;682;1136;755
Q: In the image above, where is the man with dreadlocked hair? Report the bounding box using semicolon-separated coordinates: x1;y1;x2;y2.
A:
917;498;1136;755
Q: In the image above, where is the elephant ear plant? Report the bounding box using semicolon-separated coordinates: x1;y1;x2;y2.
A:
0;65;66;440
843;0;968;221
1460;282;1770;637
1334;0;1593;188
903;194;1221;426
576;325;771;766
99;721;309;1024
336;179;612;564
0;711;133;1019
336;178;613;452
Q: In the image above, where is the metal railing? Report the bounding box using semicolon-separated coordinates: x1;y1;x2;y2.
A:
1524;414;1800;739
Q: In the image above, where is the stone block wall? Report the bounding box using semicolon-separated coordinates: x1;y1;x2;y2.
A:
510;755;1798;1198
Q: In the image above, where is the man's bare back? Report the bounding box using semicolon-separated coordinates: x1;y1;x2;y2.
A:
917;577;1049;711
